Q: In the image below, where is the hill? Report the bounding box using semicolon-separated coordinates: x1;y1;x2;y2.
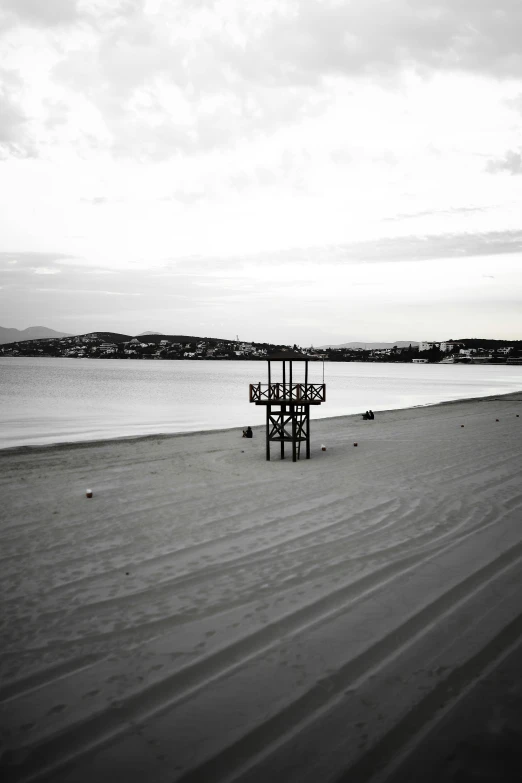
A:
319;341;420;350
72;333;225;345
2;331;231;347
453;338;522;350
0;326;72;345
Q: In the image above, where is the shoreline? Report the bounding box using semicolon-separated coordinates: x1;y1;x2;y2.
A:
2;388;521;456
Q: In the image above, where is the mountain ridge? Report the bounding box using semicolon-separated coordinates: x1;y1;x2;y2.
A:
0;326;72;344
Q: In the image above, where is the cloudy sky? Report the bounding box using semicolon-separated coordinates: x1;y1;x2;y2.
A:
1;0;521;344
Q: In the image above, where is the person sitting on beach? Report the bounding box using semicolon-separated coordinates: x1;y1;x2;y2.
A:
242;426;253;438
368;410;375;420
362;411;371;420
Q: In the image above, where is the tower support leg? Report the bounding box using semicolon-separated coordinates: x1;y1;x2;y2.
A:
292;407;297;462
280;405;285;460
266;405;271;461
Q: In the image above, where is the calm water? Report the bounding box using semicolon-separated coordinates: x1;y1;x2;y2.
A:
1;357;521;449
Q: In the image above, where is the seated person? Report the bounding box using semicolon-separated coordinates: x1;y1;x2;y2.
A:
242;426;253;438
362;410;370;420
368;410;375;420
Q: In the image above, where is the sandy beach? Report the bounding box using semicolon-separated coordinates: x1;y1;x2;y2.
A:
1;393;522;783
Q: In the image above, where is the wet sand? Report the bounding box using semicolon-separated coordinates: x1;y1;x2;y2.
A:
1;393;521;782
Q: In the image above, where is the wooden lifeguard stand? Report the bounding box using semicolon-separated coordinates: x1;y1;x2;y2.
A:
249;350;326;462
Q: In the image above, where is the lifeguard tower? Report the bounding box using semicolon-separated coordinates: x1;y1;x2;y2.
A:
249;350;326;462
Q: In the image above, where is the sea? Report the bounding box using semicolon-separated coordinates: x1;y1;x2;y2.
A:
1;356;521;449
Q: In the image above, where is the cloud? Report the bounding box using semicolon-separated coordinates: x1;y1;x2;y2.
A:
0;0;82;28
33;267;61;275
32;287;142;297
0;251;78;268
0;252;120;289
100;290;142;296
253;0;522;82
126;229;522;272
81;197;111;205
486;148;522;175
224;229;522;266
0;69;36;159
329;229;522;264
2;1;521;162
384;206;486;222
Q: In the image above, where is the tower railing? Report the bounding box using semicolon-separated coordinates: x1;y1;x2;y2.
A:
249;382;326;403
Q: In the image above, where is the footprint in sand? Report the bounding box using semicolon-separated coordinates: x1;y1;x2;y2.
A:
83;690;100;699
47;704;66;715
20;723;35;731
205;630;216;638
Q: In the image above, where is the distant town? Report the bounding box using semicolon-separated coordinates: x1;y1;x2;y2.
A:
1;332;521;364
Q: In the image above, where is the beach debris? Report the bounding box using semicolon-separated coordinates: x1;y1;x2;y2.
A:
354;442;358;447
86;489;93;498
321;444;326;451
496;419;499;422
461;425;464;428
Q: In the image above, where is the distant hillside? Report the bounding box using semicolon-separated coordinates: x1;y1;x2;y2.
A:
319;341;420;350
0;325;72;345
72;333;226;345
128;333;226;345
1;330;230;347
453;338;522;349
75;332;133;343
36;332;213;345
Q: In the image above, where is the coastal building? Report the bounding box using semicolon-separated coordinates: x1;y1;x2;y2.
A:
440;342;464;352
